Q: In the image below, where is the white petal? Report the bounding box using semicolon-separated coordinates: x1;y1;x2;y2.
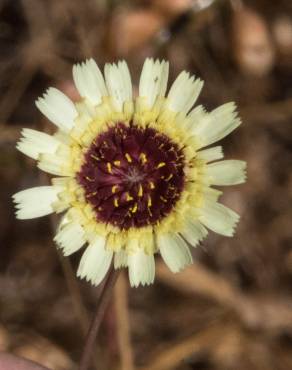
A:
54;221;86;256
114;249;128;269
167;71;203;114
35;87;78;132
37;152;72;176
16;128;61;160
128;247;155;287
202;187;222;203
196;146;224;163
13;186;61;219
139;58;169;108
181;220;208;247
199;201;239;237
73;59;107;105
191;102;241;147
104;61;132;111
206;160;247;185
157;233;193;273
77;236;113;286
187;105;206;123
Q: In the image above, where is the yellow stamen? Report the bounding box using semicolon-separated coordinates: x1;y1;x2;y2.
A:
112;185;118;193
131;203;138;213
149;181;155;189
160;196;167;203
86;191;97;197
165;174;173;181
125;153;132;163
156;162;166;169
86;176;95;182
148;196;152;207
139;153;147;164
114;197;119;207
126;192;133;201
107;162;112;174
138;184;143;197
114;160;121;167
90;154;100;161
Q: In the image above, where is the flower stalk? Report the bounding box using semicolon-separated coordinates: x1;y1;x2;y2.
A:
79;266;120;370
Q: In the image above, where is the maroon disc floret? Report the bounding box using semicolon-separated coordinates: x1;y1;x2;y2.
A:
77;122;185;230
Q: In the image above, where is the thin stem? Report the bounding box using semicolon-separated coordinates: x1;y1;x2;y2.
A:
78;266;120;370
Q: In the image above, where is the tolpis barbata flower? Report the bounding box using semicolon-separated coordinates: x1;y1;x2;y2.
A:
13;58;246;287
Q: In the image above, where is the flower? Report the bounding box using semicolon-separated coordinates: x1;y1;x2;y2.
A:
13;58;246;287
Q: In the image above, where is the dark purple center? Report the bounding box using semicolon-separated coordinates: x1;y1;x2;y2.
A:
77;123;185;230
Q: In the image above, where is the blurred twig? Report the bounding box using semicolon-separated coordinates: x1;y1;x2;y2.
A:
156;262;292;334
0;63;37;122
138;323;229;370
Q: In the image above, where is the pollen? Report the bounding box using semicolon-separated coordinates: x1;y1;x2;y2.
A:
90;154;100;161
156;162;166;169
131;203;138;213
138;184;143;197
112;185;118;193
125;153;132;163
147;196;152;207
126;192;134;201
107;162;113;174
139;153;147;164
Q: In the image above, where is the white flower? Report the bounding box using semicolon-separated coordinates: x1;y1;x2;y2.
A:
13;58;246;287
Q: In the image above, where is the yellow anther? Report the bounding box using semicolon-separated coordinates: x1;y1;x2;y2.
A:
126;192;133;201
114;197;119;207
113;160;121;167
160;196;167;203
131;203;138;213
90;154;100;161
165;174;173;181
139;153;147;164
149;181;155;189
125;153;132;163
156;162;166;169
138;184;143;197
107;162;113;174
86;176;95;182
86;191;97;197
112;185;118;193
148;196;152;207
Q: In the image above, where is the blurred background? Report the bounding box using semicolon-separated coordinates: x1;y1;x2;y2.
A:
1;0;292;369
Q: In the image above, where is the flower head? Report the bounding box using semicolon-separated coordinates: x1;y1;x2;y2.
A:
13;58;246;287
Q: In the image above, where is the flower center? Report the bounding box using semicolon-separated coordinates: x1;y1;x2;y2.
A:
77;123;185;230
